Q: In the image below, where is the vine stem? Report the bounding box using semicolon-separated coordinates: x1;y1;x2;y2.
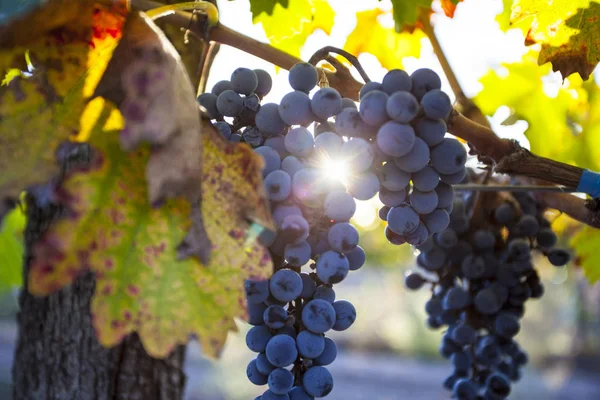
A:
129;0;600;228
308;46;372;84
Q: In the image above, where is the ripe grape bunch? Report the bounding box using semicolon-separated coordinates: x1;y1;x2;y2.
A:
198;58;467;398
403;183;571;400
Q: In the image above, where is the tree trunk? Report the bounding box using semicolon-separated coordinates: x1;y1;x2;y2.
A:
12;196;188;400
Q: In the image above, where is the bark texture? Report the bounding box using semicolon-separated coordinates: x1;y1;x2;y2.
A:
12;196;187;400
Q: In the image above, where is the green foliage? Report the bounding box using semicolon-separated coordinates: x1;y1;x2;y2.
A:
389;0;431;31
247;0;289;19
254;0;333;58
571;227;600;283
0;206;26;293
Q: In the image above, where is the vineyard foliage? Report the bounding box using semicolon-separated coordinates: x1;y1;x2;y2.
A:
1;0;600;360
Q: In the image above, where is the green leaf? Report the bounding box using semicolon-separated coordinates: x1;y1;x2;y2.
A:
0;3;124;204
474;52;600;171
247;0;289;19
505;0;600;79
0;205;26;293
254;0;333;58
344;9;424;71
389;0;431;31
571;227;600;283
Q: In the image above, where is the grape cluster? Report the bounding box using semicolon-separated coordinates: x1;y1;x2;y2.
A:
404;185;571;399
199;63;365;399
356;68;466;246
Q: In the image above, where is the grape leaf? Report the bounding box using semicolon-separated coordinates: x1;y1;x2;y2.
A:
0;205;26;293
571;227;600;283
254;0;334;58
0;2;125;205
344;9;425;71
247;0;289;19
440;0;462;18
389;0;431;31
28;107;274;358
503;0;600;80
474;52;600;171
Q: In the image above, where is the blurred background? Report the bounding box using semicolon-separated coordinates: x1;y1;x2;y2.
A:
2;0;600;399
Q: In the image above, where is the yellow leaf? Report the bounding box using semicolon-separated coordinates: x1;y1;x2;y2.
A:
254;0;334;58
571;226;600;283
344;9;424;71
0;2;125;203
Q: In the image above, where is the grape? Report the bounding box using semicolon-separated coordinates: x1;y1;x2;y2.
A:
394;137;430;172
452;324;477;346
410;68;442;100
379;162;410;191
247;325;273;352
516;214;539;236
300;273;317;299
347;172;380;200
386;91;419;123
494;314;520;338
406;222;430;246
307;231;330;258
279;91;314;126
280;215;310;244
289;386;314;400
270;269;303;302
311;87;342;120
430;138;467;175
281;156;304;177
265;170;292;201
197;93;220;119
316;250;350;284
314;132;343;157
461;255;486;279
494;202;516;225
211;80;233;96
303;366;334;397
247;359;269;385
474;288;502;315
245;279;270;304
256;352;276;375
341;138;374;173
276;325;298;339
422;209;450;234
548;248;570;266
262;390;290;400
269;368;294;394
536;228;557;248
376;121;415;157
265;135;289;158
452;379;478;400
264;305;288;329
359;81;383;99
266;334;298;367
385;226;407;245
414;118;446;147
229;132;242;142
296;330;325;358
421;89;452;119
243;126;264;147
451;351;473;373
435;181;455;210
379;187;407;207
256;103;287;137
410;189;439;214
324;191;356;222
443;287;470;310
508;238;530;261
213;121;231;139
254;68;273;98
249;302;268;325
313;285;336;303
292;168;323;205
314;337;337;366
345;246;366;271
341;98;357;109
328;223;359;253
382;69;412;94
485;373;511;399
387;204;420;235
475;336;501;365
359;90;389;126
285;241;312;267
231;67;258;95
412;166;440;192
285;127;314;157
216;89;244;117
405;271;426;290
436;228;458;249
273;205;303;227
440;167;466;184
302;299;336;333
331;300;356;331
289;62;318;93
334;107;367;137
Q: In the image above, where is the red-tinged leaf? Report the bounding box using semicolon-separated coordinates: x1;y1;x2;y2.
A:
441;0;462;18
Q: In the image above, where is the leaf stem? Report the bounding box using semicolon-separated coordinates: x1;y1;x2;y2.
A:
308;46;371;84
